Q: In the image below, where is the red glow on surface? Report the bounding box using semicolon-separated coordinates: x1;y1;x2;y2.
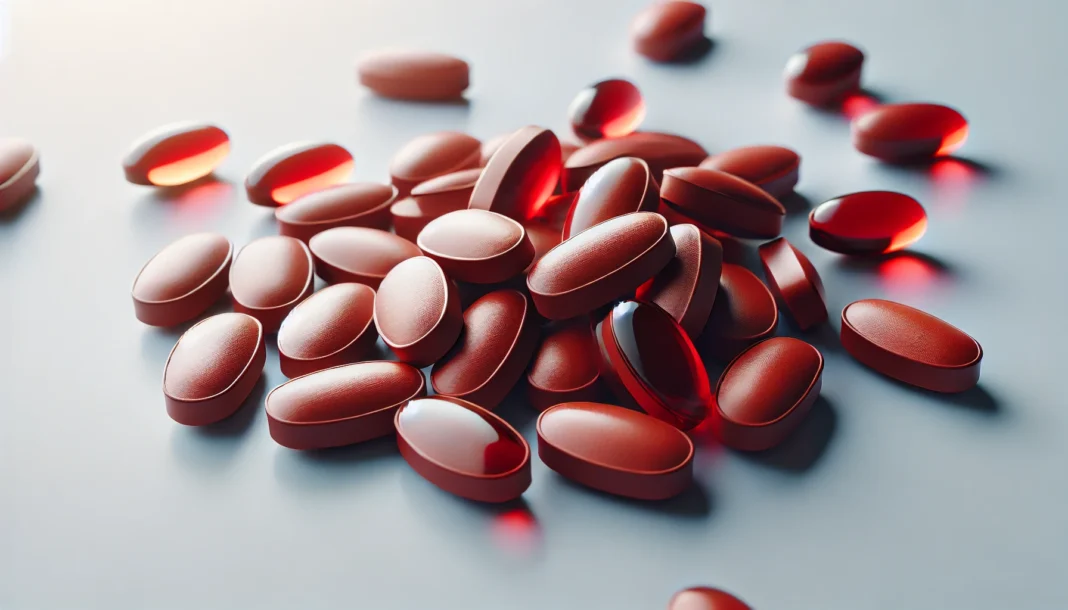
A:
878;255;940;295
147;142;230;186
886;216;928;253
929;158;982;214
936;124;969;156
841;93;880;120
272;159;354;205
490;508;541;557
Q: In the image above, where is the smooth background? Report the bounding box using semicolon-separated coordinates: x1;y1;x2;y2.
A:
2;0;1066;608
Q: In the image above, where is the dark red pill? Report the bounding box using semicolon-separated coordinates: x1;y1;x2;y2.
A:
229;236;314;332
468;126;561;222
702;263;778;362
809;191;927;255
389;131;481;197
564;132;707;192
131;233;232;327
276;283;378;378
784;41;865;107
758;237;827;330
122;122;230;187
852;103;968;161
374;256;463;367
528;191;578;228
0;138;40;212
630;1;708;63
245;142;354;207
526;319;602;412
668;587;752;610
417;209;535;284
523;222;563;272
661;167;785;238
636;224;723;339
309;227;421;288
568;79;646;141
275;182;397;242
699;145;800;199
563;157;659;239
479;132;511;166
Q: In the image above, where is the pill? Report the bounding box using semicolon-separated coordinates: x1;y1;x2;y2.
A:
560;140;580;163
563;157;659;239
699;145;801;199
528;191;578;228
0;138;40;212
122;122;230;186
395;396;531;503
275;182;398;242
630;1;708;62
417;209;535;284
701;263;778;362
131;233;233;327
526;319;603;411
229;236;314;332
568;79;646;141
537;401;694;499
527;212;675;320
809;190;927;255
356;49;470;101
409;167;482;208
375;256;463;367
784;41;865;107
479;132;512;166
596;300;711;430
668;587;752;610
758;237;827;330
163;313;266;426
661;167;786;238
469;126;562;222
245;142;354;207
389;131;481;197
635;224;723;338
266;361;426;450
276;283;378;378
841;299;982;392
564;132;707;192
523;222;563;272
308;227;421;288
852;103;968;161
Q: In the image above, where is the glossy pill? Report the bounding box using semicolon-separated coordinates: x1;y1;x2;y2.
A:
230;236;314;332
661;167;785;238
699;145;800;199
537;402;694;500
809;191;927;255
131;233;233;327
568;79;646;141
389;131;481;197
636;224;722;338
0;138;40;212
266;361;426;450
469;126;561;222
758;237;827;330
275;182;397;242
276;283;378;378
163;313;266;426
564;132;707;192
356;50;469;101
308;227;421;288
668;587;752;610
245;142;354;207
375;256;463;367
630;1;708;62
527;212;675;320
702;264;778;362
529;191;577;228
852;103;968;161
417;209;535;284
526;319;602;411
842;299;982;392
122;122;229;186
563;157;659;239
396;396;531;503
784;41;865;107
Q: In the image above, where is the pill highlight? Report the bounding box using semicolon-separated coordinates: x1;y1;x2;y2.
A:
123;122;230;186
245;142;354;207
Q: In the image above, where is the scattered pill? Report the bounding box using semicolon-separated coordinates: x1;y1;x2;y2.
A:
568;78;646;141
758;237;827;329
636;224;723;338
784;41;865;107
809;190;927;255
699;145;801;199
131;233;233;327
275;182;397;242
229;236;314;332
668;587;752;610
469;126;562;222
389;131;481;197
631;1;708;62
308;226;421;288
560;140;580;163
245;142;354;207
276;283;378;378
563;157;659;239
122;122;230;186
701;263;778;362
356;49;470;101
374;256;463;367
523;222;563;272
0;138;40;212
661;167;786;238
417;209;535;284
526;319;603;412
528;191;577;228
564;132;707;191
852;103;968;161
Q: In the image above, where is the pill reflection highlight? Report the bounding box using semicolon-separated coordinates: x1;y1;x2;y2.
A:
272;158;355;205
147;141;230;186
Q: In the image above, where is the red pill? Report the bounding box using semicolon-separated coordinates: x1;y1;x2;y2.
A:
276;283;378;378
417;209;535;284
469;126;562;222
529;191;577;228
266;361;426;450
661;167;785;238
702;264;778;362
524;222;563;272
479;132;512;166
630;1;708;63
809;191;927;255
230;236;314;332
375;256;463;367
842;299;982;392
758;237;827;330
526;319;602;411
132;233;233;327
527;212;675;320
163;313;266;426
356;50;470;101
852;103;968;161
245;142;354;207
564;132;707;191
409;167;481;208
123;122;230;186
0;138;40;212
784;41;865;107
537;401;694;499
560;140;580;164
636;224;723;338
668;587;752;610
308;227;421;288
389;131;481;197
275;182;397;242
563;157;659;239
396;396;531;503
568;79;646;141
699;145;800;199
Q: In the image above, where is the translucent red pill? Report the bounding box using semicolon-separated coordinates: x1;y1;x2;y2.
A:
852;103;968;161
245;142;354;207
469;126;561;222
568;79;646;141
784;41;865;107
809;191;927;255
123;122;230;187
630;1;708;62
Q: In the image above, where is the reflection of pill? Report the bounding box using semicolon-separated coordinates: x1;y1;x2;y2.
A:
784;41;865;107
700;145;801;199
357;50;470;101
309;227;420;288
277;283;378;378
375;257;463;367
0;138;40;211
810;191;927;255
132;233;232;327
418;209;534;284
852;103;968;161
276;183;397;242
229;236;314;332
568;79;645;141
123;122;229;186
245;142;353;207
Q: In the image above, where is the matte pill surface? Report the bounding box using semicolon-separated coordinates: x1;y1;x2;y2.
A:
374;256;463;367
563;157;659;239
852;103;968;161
564;132;707;191
266;361;426;450
758;237;827;330
275;183;397;242
636;224;723;338
523;223;563;272
668;587;753;610
230;236;314;332
784;41;865;107
526;319;602;411
809;191;927;255
0;138;40;212
245;142;354;207
131;233;233;327
163;313;265;426
122;122;230;186
630;1;707;62
396;396;531;503
661;167;785;238
537;401;694;500
308;227;421;288
357;50;470;101
702;264;778;362
410;167;482;208
568;79;646;141
469;126;561;222
527;212;675;320
699;145;800;199
417;209;535;284
389;131;481;197
841;299;982;392
276;283;378;378
479;132;512;166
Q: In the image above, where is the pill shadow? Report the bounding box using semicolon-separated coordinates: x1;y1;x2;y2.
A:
873;156;998;179
272;435;400;492
797;322;843;355
833;250;953;274
145;174;231;202
548;474;714;518
897;382;1003;417
494;383;541;434
737;395;838;474
656;37;715;66
0;186;41;224
169;377;266;472
779;191;813;215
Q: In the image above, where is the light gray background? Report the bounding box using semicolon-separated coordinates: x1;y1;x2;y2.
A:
2;0;1066;608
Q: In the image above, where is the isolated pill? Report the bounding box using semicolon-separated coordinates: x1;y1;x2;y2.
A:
568;78;646;141
0;138;40;212
631;1;708;62
417;209;535;284
636;224;723;338
374;256;463;367
526;319;603;412
809;191;927;255
389;131;481;197
122;122;229;186
852;103;968;161
229;236;314;332
131;233;233;327
699;145;800;199
276;283;378;378
784;41;865;107
245;142;353;207
308;227;421;288
563;157;659;239
275;182;397;242
357;50;470;101
758;237;827;330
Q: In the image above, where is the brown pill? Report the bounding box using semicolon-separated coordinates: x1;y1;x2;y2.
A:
479;132;512;166
389;131;481;197
417;209;535;284
275;182;397;242
410;167;482;208
758;237;827;330
527;212;675;320
563;157;659;239
163;313;266;426
529;191;578;228
699;145;801;199
131;233;233;327
375;256;463;366
635;224;722;338
524;222;563;271
631;1;708;62
276;283;378;378
245;142;354;207
661;167;785;238
0;138;40;212
266;361;427;450
230;236;314;332
526;319;602;411
785;41;865;107
563;132;707;192
356;49;470;101
122;122;230;187
469;126;562;222
668;587;753;610
702;263;778;362
308;227;421;288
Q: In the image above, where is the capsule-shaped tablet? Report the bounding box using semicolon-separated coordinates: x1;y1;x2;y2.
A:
529;191;578;228
841;299;982;392
563;157;659;239
356;50;470;101
396;396;531;503
523;222;563;273
527;212;675;320
245;142;354;207
758;237;827;330
479;132;512;166
701;264;778;362
469;126;562;222
661;167;786;238
636;224;723;338
630;1;708;62
809;191;927;255
163;313;266;426
276;283;378;378
417;209;535;284
568;79;646;141
229;236;314;332
131;233;233;327
526;319;602;411
699;145;800;199
409;167;481;208
266;361;427;450
852;103;968;161
0;138;40;212
122;122;230;186
308;227;421;288
668;587;752;610
275;183;397;242
564;132;707;192
537;402;694;499
784;41;865;107
389;131;481;197
375;256;463;367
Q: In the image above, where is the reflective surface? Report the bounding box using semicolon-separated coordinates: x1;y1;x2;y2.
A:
397;398;527;476
568;79;646;141
810;191;928;255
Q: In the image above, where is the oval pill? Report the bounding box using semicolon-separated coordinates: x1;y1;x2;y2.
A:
409;167;481;208
122;122;230;186
564;131;707;192
661;166;785;238
131;232;233;327
469;126;562;222
784;41;865;107
758;237;827;330
230;236;314;332
417;209;535;284
308;227;421;288
568;78;646;141
630;1;708;62
526;319;602;412
635;223;723;338
245;142;354;207
701;263;778;362
809;190;927;255
699;145;800;199
668;587;753;610
374;256;463;367
0;138;40;212
523;222;563;272
275;182;397;242
276;283;378;378
563;157;659;239
389;131;481;197
356;50;470;101
852;103;968;161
